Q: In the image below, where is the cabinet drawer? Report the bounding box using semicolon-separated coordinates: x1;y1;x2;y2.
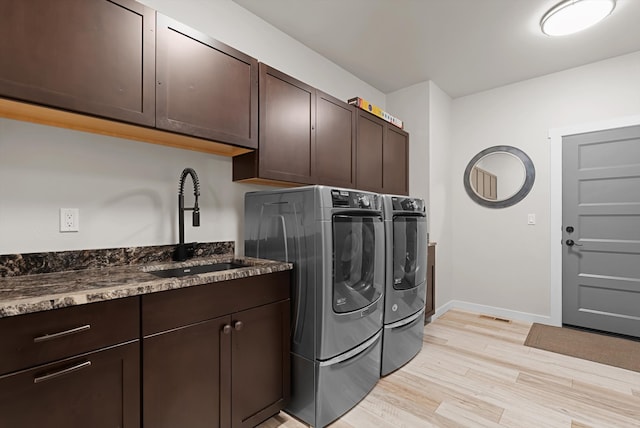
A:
142;271;290;336
0;340;140;428
0;297;139;375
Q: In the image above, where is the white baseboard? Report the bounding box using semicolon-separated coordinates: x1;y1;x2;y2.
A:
432;300;557;326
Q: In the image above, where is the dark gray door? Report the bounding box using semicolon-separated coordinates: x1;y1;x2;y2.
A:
562;125;640;337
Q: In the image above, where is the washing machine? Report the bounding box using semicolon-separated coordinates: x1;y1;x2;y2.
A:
381;194;428;376
244;185;385;428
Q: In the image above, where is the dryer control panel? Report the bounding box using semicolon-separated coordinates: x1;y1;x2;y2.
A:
391;196;425;213
331;189;379;209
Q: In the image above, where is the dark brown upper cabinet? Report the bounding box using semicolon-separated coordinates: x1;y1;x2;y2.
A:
257;63;316;183
0;0;156;127
355;109;409;195
315;91;357;188
155;14;258;149
233;63;357;188
384;123;410;195
355;110;385;192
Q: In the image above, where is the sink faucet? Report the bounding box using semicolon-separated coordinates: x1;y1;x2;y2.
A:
174;168;200;261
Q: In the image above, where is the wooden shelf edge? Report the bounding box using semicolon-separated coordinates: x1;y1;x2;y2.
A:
0;98;252;157
233;177;301;188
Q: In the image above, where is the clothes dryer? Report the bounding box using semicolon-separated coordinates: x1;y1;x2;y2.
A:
381;195;428;376
244;186;385;428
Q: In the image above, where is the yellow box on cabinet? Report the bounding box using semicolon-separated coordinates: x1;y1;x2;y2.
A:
348;97;404;129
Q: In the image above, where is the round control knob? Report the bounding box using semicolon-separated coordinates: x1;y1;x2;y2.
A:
358;195;370;208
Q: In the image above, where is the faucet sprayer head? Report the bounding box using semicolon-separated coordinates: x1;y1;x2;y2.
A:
193;207;200;227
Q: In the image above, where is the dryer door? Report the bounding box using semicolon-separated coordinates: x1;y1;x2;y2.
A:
392;214;427;290
332;214;384;313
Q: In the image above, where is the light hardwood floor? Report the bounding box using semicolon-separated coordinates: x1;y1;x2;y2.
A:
258;309;640;428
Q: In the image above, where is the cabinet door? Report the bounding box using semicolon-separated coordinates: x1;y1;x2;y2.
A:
316;91;356;188
231;300;290;428
156;15;258;149
425;244;436;321
384;125;409;195
259;64;316;184
0;0;155;126
0;341;140;428
143;316;232;428
356;110;384;192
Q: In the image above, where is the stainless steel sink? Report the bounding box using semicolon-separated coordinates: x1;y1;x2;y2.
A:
148;261;250;278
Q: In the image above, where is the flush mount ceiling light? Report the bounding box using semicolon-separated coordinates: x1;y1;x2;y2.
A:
541;0;616;36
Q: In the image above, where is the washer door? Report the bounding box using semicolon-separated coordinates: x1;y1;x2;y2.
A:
393;214;427;290
332;214;384;313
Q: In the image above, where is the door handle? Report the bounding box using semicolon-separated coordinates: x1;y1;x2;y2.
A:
566;239;582;247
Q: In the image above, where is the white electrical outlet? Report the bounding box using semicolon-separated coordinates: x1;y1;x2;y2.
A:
60;208;79;232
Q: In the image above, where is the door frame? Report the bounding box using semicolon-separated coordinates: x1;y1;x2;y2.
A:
548;114;640;326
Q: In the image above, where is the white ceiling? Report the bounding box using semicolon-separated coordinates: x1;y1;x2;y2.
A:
232;0;640;98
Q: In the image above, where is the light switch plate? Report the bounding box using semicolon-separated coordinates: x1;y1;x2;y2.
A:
527;213;536;225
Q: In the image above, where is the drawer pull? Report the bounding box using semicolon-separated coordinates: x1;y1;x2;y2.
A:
33;324;91;343
33;360;92;384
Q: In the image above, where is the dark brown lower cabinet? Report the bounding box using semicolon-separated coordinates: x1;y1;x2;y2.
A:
0;340;140;428
425;243;436;323
143;317;231;428
232;300;290;428
0;272;290;428
142;272;291;428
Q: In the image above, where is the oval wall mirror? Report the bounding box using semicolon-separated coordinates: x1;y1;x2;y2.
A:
463;145;535;208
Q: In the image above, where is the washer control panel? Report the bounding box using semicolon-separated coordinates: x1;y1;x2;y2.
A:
331;189;379;209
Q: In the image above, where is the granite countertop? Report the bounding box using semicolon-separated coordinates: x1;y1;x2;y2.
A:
0;242;292;319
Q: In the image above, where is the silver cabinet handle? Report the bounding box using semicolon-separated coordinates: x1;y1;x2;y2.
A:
33;324;91;343
233;321;243;331
319;331;381;367
388;307;425;330
33;360;92;384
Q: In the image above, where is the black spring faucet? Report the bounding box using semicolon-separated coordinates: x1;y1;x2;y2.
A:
174;168;201;261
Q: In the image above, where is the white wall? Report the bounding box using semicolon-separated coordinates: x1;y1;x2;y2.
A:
427;82;454;311
0;118;264;254
448;50;640;322
0;0;384;255
139;0;385;107
387;81;429;203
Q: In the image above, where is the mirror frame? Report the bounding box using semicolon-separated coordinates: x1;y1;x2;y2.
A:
463;145;535;209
